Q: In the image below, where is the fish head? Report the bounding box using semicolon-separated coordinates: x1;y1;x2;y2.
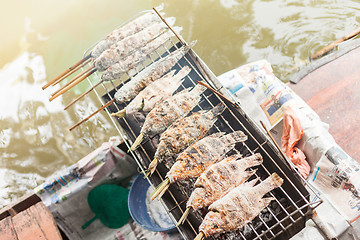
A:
199;211;228;237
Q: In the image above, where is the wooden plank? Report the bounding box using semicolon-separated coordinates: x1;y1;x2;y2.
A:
12;202;62;240
0;216;18;240
0;193;41;221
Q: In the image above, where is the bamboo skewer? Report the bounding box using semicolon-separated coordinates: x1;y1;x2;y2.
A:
64;81;103;110
69;99;115;131
51;65;94;97
150;178;170;201
49;68;96;102
51;58;92;87
42;54;92;90
177;207;191;226
311;26;360;60
194;232;205;240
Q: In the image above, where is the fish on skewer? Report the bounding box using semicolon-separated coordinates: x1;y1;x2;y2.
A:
94;18;176;72
177;153;263;225
194;173;284;240
49;19;176;101
114;43;193;104
130;83;206;151
147;103;226;178
43;7;164;89
151;131;248;200
102;27;182;82
64;28;182;110
91;7;164;59
111;66;191;118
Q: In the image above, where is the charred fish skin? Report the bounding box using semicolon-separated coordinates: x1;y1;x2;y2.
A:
101;27;183;82
125;66;191;115
199;173;283;237
91;8;164;59
140;84;206;137
188;153;263;210
114;44;192;104
166;131;248;183
153;103;226;163
94;17;176;72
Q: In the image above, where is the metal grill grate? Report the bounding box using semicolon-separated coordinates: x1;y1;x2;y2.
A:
68;9;322;240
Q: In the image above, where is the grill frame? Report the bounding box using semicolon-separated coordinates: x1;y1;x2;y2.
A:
69;9;323;240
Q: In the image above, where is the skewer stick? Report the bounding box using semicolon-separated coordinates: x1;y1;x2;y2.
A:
42;54;91;90
51;58;92;87
157;182;170;200
64;80;103;110
69;99;115;131
150;178;170;201
130;133;144;151
51;65;94;97
111;108;127;118
146;158;159;177
260;121;294;172
177;207;191;226
152;7;185;45
194;232;205;240
311;26;360;60
49;68;96;102
197;81;237;108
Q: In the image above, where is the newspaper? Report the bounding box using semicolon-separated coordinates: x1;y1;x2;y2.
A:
218;59;360;237
218;59;297;129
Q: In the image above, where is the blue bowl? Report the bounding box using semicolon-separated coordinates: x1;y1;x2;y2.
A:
128;174;176;232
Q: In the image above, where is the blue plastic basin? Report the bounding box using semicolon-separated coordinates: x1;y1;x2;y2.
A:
128;174;176;232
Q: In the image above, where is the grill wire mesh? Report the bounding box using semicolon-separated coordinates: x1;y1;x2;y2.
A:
66;10;324;240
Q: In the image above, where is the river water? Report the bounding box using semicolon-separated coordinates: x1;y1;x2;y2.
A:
0;0;359;208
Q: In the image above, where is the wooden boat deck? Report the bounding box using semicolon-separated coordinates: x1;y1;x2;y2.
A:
288;43;360;162
0;194;63;240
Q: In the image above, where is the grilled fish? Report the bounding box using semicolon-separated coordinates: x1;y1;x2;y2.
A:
114;44;191;103
166;131;248;183
130;84;206;152
91;8;164;59
112;66;191;118
188;153;263;211
102;27;182;82
198;173;283;237
154;103;226;164
95;18;176;72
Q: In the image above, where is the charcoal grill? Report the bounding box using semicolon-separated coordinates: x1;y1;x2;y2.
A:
65;9;322;240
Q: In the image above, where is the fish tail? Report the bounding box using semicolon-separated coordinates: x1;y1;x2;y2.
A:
210;103;226;118
256;173;283;196
191;84;207;96
244;153;263;167
221;130;248;145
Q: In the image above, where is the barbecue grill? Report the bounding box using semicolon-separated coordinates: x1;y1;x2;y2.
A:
61;9;323;240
